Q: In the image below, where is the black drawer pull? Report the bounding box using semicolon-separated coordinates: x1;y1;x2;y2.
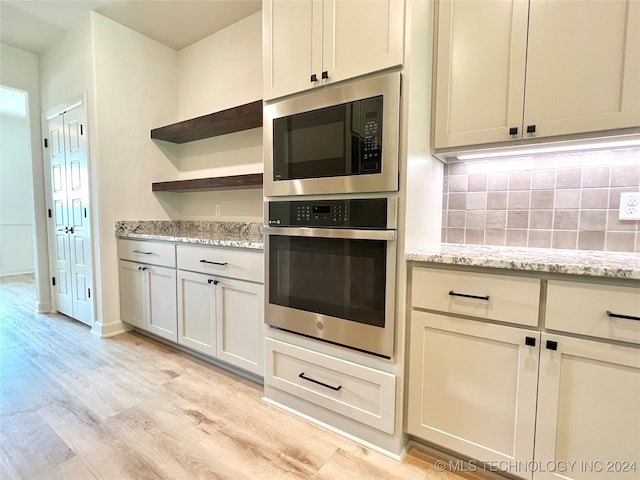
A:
310;73;318;82
448;290;490;301
207;279;219;285
546;340;558;351
298;372;342;391
509;127;518;135
606;311;640;322
321;70;329;79
200;260;228;266
525;336;536;347
132;250;152;255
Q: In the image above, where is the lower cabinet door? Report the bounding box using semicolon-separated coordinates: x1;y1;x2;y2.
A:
146;265;177;342
119;260;145;329
177;270;217;357
215;277;264;376
407;311;540;479
534;334;640;480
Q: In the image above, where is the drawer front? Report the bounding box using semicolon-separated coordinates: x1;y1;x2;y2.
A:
118;239;175;267
412;267;540;327
176;245;263;283
546;280;640;345
265;338;396;434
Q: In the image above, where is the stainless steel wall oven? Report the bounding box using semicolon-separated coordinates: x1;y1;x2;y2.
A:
263;198;397;358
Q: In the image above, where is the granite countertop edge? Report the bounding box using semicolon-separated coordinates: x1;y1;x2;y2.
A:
406;243;640;280
116;232;264;251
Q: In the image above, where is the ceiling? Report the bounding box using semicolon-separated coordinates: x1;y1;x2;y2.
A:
0;0;262;54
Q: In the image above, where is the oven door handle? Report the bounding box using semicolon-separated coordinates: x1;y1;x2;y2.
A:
261;226;395;241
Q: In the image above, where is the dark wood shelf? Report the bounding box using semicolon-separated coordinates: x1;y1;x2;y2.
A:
150;100;263;144
152;173;263;192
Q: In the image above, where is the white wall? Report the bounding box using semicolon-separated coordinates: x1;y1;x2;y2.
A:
90;12;178;334
0;111;34;275
173;11;263;222
0;43;50;310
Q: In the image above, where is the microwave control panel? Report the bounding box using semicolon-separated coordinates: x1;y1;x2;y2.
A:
359;98;383;174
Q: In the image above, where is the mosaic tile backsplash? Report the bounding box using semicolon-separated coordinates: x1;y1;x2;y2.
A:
441;147;640;252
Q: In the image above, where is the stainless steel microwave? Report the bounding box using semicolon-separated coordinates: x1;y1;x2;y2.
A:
264;72;401;196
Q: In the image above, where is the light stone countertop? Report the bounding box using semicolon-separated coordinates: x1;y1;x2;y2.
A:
115;220;264;250
407;243;640;280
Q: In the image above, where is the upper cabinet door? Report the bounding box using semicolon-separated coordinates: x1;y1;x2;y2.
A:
264;0;405;101
433;0;529;149
322;0;405;86
263;0;323;101
523;0;640;139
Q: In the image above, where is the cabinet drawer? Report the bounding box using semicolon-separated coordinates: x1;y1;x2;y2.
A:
118;239;175;267
176;245;263;283
412;267;540;327
546;280;640;345
265;338;396;434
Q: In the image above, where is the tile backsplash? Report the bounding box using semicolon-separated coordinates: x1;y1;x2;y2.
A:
441;147;640;252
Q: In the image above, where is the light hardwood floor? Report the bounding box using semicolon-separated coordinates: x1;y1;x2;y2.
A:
0;274;476;480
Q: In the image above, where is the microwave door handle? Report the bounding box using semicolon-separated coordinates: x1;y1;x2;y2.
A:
261;226;395;241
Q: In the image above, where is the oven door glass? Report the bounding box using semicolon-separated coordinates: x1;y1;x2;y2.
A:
269;235;386;327
272;96;383;181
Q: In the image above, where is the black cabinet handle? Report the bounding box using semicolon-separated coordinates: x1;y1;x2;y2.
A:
132;250;153;255
546;340;558;351
207;279;219;285
525;336;537;347
448;290;490;301
298;372;342;391
526;125;536;133
137;266;148;272
321;70;329;79
606;310;640;322
310;73;318;82
509;127;518;135
200;260;228;266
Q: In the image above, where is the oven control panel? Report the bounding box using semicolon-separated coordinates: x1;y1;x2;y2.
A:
268;198;388;228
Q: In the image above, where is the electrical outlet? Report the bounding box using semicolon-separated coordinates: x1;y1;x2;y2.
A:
619;192;640;220
215;204;221;217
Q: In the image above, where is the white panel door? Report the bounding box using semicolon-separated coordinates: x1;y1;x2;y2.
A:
407;311;539;479
177;270;217;357
146;265;177;342
63;105;92;325
45;102;93;326
48;114;73;317
433;0;529;149
216;277;264;376
534;334;640;480
524;0;640;139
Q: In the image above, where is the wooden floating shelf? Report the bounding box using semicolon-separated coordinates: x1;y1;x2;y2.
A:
150;100;263;144
152;173;263;192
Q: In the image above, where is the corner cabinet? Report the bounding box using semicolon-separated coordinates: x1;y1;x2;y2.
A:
263;0;405;100
433;0;640;150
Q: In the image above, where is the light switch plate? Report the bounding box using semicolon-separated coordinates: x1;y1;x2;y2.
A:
619;192;640;220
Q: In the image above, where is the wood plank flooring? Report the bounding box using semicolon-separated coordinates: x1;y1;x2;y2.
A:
0;274;478;480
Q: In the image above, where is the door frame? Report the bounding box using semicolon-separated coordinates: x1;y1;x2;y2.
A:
41;93;95;325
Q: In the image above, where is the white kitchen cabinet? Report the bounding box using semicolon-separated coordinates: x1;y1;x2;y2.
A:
407;311;539;477
534;333;640;480
433;0;640;149
175;245;264;376
263;0;404;100
216;277;264;376
177;269;217;357
118;259;177;342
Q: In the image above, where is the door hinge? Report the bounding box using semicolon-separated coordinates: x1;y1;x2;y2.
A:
48;208;52;218
44;138;48;148
88;288;91;299
80;124;84;135
52;276;56;286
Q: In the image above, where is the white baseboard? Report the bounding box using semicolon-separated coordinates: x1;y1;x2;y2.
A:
0;269;35;277
91;320;131;338
35;301;51;313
